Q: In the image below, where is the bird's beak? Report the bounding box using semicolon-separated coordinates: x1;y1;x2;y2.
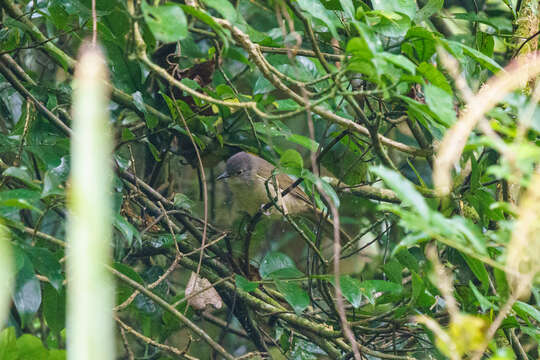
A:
216;171;229;181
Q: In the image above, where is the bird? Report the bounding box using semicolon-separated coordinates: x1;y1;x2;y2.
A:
217;151;351;242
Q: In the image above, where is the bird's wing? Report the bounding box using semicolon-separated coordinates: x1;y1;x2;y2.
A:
257;165;313;205
274;173;312;205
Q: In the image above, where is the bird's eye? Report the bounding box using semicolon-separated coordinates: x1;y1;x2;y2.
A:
237;170;243;175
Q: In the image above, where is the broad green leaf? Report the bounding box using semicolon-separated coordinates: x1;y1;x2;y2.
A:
338;0;355;19
259;252;303;280
288;134;318;152
369;10;411;37
280;149;303;172
424;84;456;126
444;40;503;73
379;52;416;74
27;248;63;291
358;280;402;304
0;189;43;213
394;248;420;272
41;156;69;198
449;217;487;255
180;5;230;52
235;275;258;292
329;275;363;308
141;1;187;43
12;253;41;328
274;279;310;314
383;258;403;284
42;283;65;334
372;0;417;20
48;349;66;360
410;271;424;301
2;167;39;190
370;166;429;217
402;26;437;62
113;263;144;304
15;334;47;360
346;37;374;60
114;214;140;247
201;0;238;23
267;267;305;279
513;301;540;323
297;0;341;40
469;281;496;312
414;0;443;23
475;31;494;57
253;76;275;95
417;62;452;94
461;253;490;292
301;169;341;208
0;327;17;360
404;100;446;139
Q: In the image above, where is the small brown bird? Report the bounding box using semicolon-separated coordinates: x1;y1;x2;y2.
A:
217;152;351;241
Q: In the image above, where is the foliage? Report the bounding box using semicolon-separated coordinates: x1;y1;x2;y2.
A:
0;0;539;359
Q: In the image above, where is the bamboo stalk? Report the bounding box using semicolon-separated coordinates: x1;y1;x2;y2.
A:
66;42;114;360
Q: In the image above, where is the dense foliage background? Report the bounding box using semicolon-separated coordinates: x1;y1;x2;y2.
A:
0;0;539;359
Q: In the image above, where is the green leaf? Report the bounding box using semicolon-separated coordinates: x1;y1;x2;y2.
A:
417;62;452;94
370;166;429;217
114;214;140;246
402;27;436;62
383;258;403;284
414;0;443;23
424;84;456;126
300;169;341;208
0;189;43;213
201;0;238;23
141;1;187;43
48;349;66;360
253;76;275;95
113;263;144;304
288;134;319;152
372;0;417;19
235;275;258;292
274;279;310;314
338;0;355;19
449;217;487;255
12;252;41;328
180;5;230;52
410;271;425;302
461;253;490;292
346;37;374;60
259;252;303;280
16;334;47;360
27;248;63;291
280;149;303;172
0;327;17;360
394;248;420;272
469;281;496;312
41;157;69;198
379;52;416;74
475;31;494;57
297;0;341;40
329;275;363;308
513;301;540;323
42;283;65;334
370;10;411;37
2;167;39;190
357;280;402;304
444;40;503;73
